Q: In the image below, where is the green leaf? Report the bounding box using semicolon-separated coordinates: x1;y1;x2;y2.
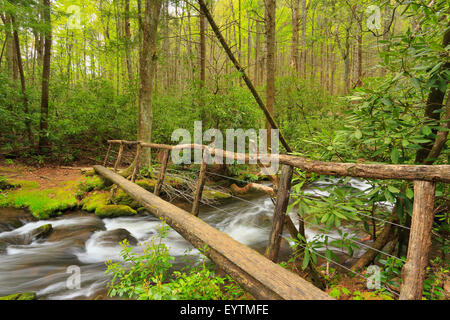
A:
411;77;421;90
381;98;393;106
384;189;395;204
355;129;362;139
302;251;310;270
391;148;400;164
388;185;400;194
422;126;432;136
406;188;414;199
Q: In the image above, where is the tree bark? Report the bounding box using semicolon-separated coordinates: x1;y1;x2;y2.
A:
291;0;300;74
38;0;52;154
124;0;133;83
265;0;276;149
199;3;206;87
11;16;33;145
399;181;436;300
266;165;293;262
138;0;163;167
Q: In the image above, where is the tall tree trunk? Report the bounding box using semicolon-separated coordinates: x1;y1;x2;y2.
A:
265;0;276;149
254;21;260;85
300;0;307;77
38;0;52;153
291;0;300;74
0;15;17;80
138;0;163;167
11;16;32;145
124;0;133;83
356;16;363;87
199;4;206;87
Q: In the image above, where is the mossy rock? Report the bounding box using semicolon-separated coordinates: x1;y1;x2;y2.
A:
136;207;148;215
33;224;53;239
111;188;135;207
203;189;232;201
77;175;108;193
81;191;110;212
0;292;36;300
95;205;137;218
0;184;78;220
135;179;156;192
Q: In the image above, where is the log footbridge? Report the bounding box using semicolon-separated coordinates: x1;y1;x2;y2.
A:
95;140;450;300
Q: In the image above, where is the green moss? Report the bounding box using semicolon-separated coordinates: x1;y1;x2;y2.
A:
135;179;156;192
77;175;107;193
95;205;137;218
81;191;110;212
35;224;53;238
0;180;78;220
203;189;232;201
111;188;134;206
0;292;36;300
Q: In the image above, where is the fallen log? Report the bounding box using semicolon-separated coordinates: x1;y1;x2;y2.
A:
93;165;332;300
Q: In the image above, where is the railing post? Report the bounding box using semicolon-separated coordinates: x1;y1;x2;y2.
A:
103;143;112;167
154;149;170;196
131;143;142;183
191;151;209;217
399;180;436;300
114;142;124;173
266;164;293;262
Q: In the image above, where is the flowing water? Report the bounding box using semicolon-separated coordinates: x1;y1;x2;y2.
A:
0;178;376;300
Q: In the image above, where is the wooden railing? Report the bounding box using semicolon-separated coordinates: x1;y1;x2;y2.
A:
102;139;450;300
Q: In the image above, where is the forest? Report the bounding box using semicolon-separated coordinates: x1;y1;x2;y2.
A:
0;0;448;302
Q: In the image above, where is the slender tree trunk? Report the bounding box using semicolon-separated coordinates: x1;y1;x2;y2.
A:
10;16;32;145
1;15;17;80
265;0;276;149
300;0;307;77
291;0;300;74
38;0;52;153
138;0;163;167
199;4;206;87
124;0;133;83
254;21;260;85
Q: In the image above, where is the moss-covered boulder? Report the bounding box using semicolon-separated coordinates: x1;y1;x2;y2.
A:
135;179;156;192
203;189;232;201
1;223;53;246
110;188;136;207
0;180;78;220
95;205;137;218
96;228;138;246
32;224;53;239
0;292;36;300
77;175;109;193
81;191;110;212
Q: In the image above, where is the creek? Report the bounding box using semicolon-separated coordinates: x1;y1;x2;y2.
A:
0;178;375;300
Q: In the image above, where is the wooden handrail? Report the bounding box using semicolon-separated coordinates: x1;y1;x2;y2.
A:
107;140;450;183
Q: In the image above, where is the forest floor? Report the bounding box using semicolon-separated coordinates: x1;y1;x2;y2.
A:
0;161;88;189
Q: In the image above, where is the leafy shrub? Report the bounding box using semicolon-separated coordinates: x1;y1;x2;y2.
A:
105;220;244;300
